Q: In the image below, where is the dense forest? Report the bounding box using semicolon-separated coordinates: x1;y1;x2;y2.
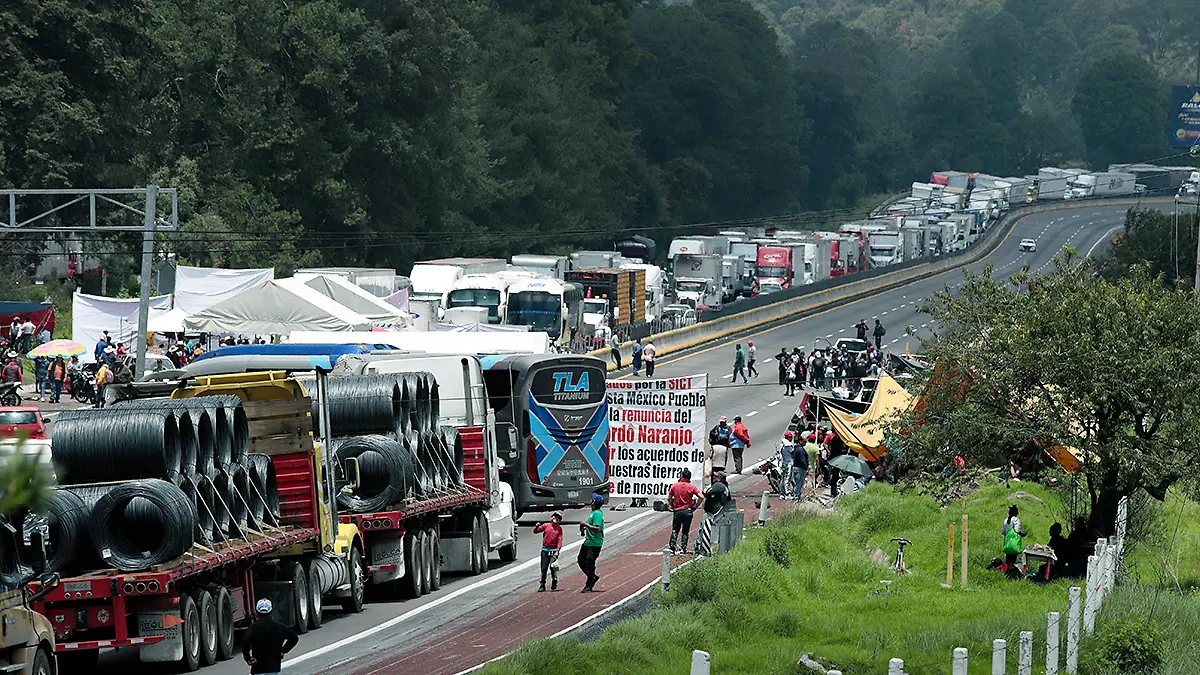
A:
2;0;1198;279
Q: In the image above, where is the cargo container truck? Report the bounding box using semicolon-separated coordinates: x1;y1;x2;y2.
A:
867;231;904;268
510;255;568;280
565;269;646;330
721;255;745;301
569;251;624;271
673;254;724;310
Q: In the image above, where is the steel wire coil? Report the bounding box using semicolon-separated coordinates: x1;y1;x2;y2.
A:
206;472;234;539
175;411;198;475
182;471;216;544
414;374;432;433
89;479;195;571
404;430;431;497
313;376;404;437
420;431;447;491
334;435;411;512
190;409;217;476
425;374;441;432
398;375;419;435
52;411;181;484
246;454;280;521
224;466;250;533
23;490;90;573
114;397;246;468
440;426;465;485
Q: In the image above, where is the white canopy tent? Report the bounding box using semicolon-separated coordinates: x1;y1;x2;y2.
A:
293;273;412;328
73;292;173;362
147;307;190;333
173;266;274;314
183;279;374;335
285;330;551;355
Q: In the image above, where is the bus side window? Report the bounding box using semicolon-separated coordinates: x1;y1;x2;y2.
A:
522;410;530;437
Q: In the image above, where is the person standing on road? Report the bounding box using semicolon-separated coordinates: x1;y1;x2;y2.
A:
1;352;21;385
790;434;810;500
708;416;732;475
48;356;66;403
856;318;869;341
33;356;47;402
667;469;703;554
775;348;789;391
730;416;751;474
631;339;643;376
608;334;622;369
93;360;113;408
778;431;797;496
746;341;758;378
578;496;605;592
732;344;748;383
242;598;299;675
642;340;656;377
534;512;564;592
695;472;731;556
873;319;886;351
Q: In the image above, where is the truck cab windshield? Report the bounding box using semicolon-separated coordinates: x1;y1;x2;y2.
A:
446;288;503;323
757;266;788;279
676;280;706;293
582;300;607;315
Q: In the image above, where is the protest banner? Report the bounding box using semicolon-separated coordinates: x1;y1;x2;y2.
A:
605;374;707;499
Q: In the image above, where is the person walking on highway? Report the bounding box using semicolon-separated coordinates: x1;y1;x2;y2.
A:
856;318;869;341
631;339;643;376
695;472;731;557
534;512;564;592
708;416;732;475
730;416;751;474
873;319;886;351
242;598;299;675
608;334;621;369
48;356;66;403
642;340;656;377
747;341;758;378
667;469;703;554
578;496;605;592
732;344;748;384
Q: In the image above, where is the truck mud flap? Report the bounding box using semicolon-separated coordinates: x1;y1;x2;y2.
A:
137;610;183;663
370;538;404;584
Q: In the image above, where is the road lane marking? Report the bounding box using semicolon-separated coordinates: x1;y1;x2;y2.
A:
767;400;780;407
747;410;759;417
284;510;660;667
1086;225;1124;258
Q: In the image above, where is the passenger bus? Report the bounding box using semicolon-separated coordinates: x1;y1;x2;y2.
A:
479;353;609;514
504;278;584;346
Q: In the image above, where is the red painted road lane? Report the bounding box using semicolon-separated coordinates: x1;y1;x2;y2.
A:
344;476;778;675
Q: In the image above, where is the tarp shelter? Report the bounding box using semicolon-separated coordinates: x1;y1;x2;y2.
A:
147;307;190;334
383;287;410;313
285;330;551;355
0;301;55;341
828;372;915;462
431;322;531;333
173;266;274;315
73;292;173;362
182;279;373;335
292;273;411;328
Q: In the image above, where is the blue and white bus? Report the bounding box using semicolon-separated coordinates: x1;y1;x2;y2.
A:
479;353;609;514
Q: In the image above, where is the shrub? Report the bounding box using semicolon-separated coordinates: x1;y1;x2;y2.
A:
763;529;792;567
1087;614;1165;674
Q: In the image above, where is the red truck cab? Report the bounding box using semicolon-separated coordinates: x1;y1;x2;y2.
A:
754;246;793;295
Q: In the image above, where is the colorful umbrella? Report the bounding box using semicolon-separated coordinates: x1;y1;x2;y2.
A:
27;339;86;358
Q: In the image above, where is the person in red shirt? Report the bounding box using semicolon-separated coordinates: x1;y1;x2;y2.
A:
667;469;704;554
533;512;564;592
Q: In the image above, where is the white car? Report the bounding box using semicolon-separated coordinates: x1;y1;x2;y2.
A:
1019;239;1037;252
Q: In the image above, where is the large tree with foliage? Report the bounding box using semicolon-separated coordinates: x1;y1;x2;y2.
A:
1097;207;1199;286
895;254;1200;535
1073;54;1167;167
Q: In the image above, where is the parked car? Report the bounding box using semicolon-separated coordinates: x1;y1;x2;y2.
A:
0;407;46;440
1019;239;1037;252
834;338;870;356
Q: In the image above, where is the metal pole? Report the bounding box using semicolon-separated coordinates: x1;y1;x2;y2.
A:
757;490;769;525
1193;199;1200;291
961;514;968;588
135;184;158;381
661;549;671;592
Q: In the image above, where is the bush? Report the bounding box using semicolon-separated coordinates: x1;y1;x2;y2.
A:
1085;614;1165;674
763;529;791;567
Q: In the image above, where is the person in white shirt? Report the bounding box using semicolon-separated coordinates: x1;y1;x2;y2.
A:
746;341;758;378
642;340;656;377
18;318;35;354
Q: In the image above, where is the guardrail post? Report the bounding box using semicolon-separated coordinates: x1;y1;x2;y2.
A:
961;514;969;588
757;490;769;526
888;658;905;675
1019;631;1033;675
1067;586;1081;673
1047;611;1060;675
992;639;1006;675
689;650;710;675
1083;555;1098;635
953;647;969;675
661;549;672;592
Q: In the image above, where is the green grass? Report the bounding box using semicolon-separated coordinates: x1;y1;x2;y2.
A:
482;480;1088;675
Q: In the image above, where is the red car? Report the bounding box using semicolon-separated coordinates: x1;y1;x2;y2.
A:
0;406;46;440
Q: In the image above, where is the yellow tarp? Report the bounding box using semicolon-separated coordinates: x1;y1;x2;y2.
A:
828;372;915;462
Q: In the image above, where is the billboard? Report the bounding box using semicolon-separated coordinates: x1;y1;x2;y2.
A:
605;374;707;499
1171;85;1200;148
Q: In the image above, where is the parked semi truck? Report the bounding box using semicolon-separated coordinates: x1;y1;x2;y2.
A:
0;518;58;675
721;255;745;301
673;253;723;310
565;268;647;333
510;254;568;280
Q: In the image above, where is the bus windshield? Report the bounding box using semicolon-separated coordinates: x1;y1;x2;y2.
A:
447;288;503;323
507;291;562;335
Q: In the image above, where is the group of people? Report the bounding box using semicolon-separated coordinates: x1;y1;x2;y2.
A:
772;337;887;398
998;506;1094;580
608;337;657;377
3;316;44;356
532;494;607;593
707;415;752;475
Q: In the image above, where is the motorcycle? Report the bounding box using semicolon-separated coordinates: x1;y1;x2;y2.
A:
750;456;787;496
0;381;22;407
69;368;95;404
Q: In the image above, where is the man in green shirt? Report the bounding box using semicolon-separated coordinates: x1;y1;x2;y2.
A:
577;496;605;592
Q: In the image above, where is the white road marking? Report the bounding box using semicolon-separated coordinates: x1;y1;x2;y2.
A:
1087;225;1124;258
767;400;780;407
824;334;833;339
747;410;759;417
285;510;660;667
721;374;733;379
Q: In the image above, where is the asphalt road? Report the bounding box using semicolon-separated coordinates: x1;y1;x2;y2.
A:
94;202;1134;675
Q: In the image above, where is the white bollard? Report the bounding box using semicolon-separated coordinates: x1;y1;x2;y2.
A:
992;639;1007;675
690;650;710;675
1083;555;1098;635
1019;631;1033;675
1067;586;1081;674
1047;611;1060;675
661;549;672;592
1106;543;1118;596
758;490;770;525
953;647;969;675
888;658;905;675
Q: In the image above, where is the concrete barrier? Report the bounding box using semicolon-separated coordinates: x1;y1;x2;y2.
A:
594;196;1170;371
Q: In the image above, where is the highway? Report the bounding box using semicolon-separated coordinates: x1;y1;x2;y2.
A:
96;202;1136;675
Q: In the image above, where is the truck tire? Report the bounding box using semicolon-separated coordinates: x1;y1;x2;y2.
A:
57;651;99;672
428;528;442;591
400;530;422;599
417;529;431;596
303;557;324;629
468;517;482;576
211;585;236;661
285;561;310;635
180;592;202;672
476;513;490;573
498;537;518;563
195;588;219;667
340;546;366;614
30;648;52;675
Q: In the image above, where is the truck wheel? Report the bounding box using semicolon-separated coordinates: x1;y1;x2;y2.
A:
340;546;366;614
499;538;518;563
180;593;202;672
211;586;236;661
57;651;99;672
303;557;323;629
467;517;482;576
428;528;442;591
196;589;219;666
29;648;51;675
476;513;490;573
400;530;421;599
417;530;431;596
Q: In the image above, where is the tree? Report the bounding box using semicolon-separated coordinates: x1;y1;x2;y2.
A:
1073;54;1166;167
895;254;1200;535
1096;208;1199;286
